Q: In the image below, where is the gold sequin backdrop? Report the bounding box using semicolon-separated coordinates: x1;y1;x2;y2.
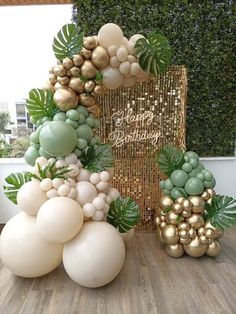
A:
98;66;187;231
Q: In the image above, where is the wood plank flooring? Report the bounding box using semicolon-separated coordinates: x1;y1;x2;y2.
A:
1;227;236;314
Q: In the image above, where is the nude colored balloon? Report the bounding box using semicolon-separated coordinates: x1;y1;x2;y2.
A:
76;181;97;206
98;23;124;49
0;213;63;278
37;197;84;243
63;222;125;288
17;181;48;215
101;66;124;90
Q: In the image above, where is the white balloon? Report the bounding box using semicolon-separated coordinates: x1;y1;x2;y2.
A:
108;45;118;57
100;171;111;182
46;188;58;199
0;213;63;278
129;34;145;44
37;197;83;243
92;196;105;210
101;66;124;90
96;181;110;191
127;42;135;55
67;187;77;199
92;210;104;221
17;181;48;216
40;178;53;192
116;47;128;62
90;173;101;185
127;54;137;63
108;188;120;200
83;203;96;217
119;61;131;75
63;222;125;288
123;37;129;46
35;156;48;167
57;184;70;196
76;181;97;206
110;56;120;68
65;153;78;165
130;62;141;76
76;168;91;181
98;23;124;49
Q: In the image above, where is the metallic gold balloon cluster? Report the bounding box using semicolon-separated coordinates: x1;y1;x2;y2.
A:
155;189;223;258
46;36;109;117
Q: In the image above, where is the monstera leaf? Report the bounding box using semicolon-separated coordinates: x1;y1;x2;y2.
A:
157;145;185;177
80;144;114;172
135;32;171;76
107;197;140;233
53;23;84;61
3;172;33;204
204;195;236;230
26;88;57;123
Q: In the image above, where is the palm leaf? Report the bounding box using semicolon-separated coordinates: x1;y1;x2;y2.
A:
107;197;140;233
53;23;84;61
134;32;171;75
80;144;114;172
204;195;236;230
3;172;33;204
156;145;185;176
26;88;57;123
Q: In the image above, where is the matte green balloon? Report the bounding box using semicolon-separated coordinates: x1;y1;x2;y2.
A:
185;177;204;195
77;106;89;117
66;118;79;128
185;151;199;161
53;112;67;121
39;121;77;157
170;170;189;187
30;132;39;144
77;138;88;150
76;124;93;143
164;179;174;191
171;187;187;200
24;146;40;166
74;148;82;157
66;109;80;121
39;147;52;158
86;116;95;128
182;162;192;173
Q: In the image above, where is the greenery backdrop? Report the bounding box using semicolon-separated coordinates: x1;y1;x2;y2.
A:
72;0;236;157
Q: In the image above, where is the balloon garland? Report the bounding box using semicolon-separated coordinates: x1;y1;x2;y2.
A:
1;23;171;287
156;146;236;258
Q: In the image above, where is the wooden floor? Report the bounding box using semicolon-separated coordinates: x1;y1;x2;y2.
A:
1;227;236;314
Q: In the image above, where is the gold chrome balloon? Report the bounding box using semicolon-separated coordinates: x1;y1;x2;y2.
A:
53;87;78;111
204;228;214;238
166;212;182;225
91;46;110;69
179;237;191;245
73;54;84;67
155;216;161;226
69;77;84;93
70;66;81;77
187;214;204;229
81;60;98;79
81;47;92;59
189;228;196;239
83;36;97;50
93;85;105;95
206;240;221;257
179;229;189;239
53;64;67;77
49;73;57;84
172;203;183;215
162;225;179;245
178;222;190;231
182;210;191;218
57;76;69;86
184;236;207;257
206;188;215;198
159;196;174;209
197;227;205;236
87;103;101;118
176;196;185;204
160;222;167;229
79;93;96;107
182;199;192;212
188;196;205;214
199;235;208;245
201;191;210;201
84;81;96;93
62;57;74;70
160;215;166;222
204;221;224;239
165;243;184;258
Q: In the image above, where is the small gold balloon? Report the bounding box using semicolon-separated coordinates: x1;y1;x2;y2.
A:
207;198;213;205
189;228;196;239
197;227;205;236
73;54;84;67
53;64;67;77
54;82;63;90
178;222;190;231
93;85;104;95
204;228;214;238
182;210;191;218
70;66;81;77
162;225;179;245
49;73;57;84
81;47;92;59
172;203;183;215
160;215;166;222
155;217;161;226
159;196;174;209
166;212;182;225
83;36;97;50
53;87;78;111
69;77;84;93
57;76;69;85
206;240;221;257
84;80;95;93
201;191;210;201
206;189;215;198
187;214;204;229
165;243;184;258
62;57;74;70
199;235;208;245
179;229;189;239
182;199;192;212
184;236;208;257
81;60;98;79
188;196;205;214
79;93;96;107
91;46;110;70
160;222;167;228
88;103;102;118
204;221;224;239
179;237;191;245
176;196;185;204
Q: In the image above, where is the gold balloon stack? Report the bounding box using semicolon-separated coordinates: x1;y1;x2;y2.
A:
155;190;223;258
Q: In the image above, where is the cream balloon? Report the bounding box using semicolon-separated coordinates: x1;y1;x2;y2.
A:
76;181;97;206
17;180;48;215
98;23;124;49
129;34;145;44
0;213;63;278
101;66;124;90
63;222;125;288
36;197;83;243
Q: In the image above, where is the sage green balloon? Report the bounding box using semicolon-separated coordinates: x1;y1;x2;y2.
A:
53;112;67;121
39;121;77;157
76;125;93;143
30;132;39;144
185;178;204;195
66;109;80;121
170;170;189;187
24;146;40;166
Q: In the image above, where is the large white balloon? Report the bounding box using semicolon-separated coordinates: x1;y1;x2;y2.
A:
76;181;97;206
0;213;63;278
63;222;125;288
98;23;124;49
17;180;48;215
101;66;124;90
37;197;84;243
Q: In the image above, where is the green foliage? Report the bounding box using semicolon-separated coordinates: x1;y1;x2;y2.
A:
0;112;11;137
10;137;30;158
157;145;185;176
31;161;71;181
26;88;58;123
0;140;12;157
3;172;33;204
80;144;114;172
72;0;236;156
135;33;171;75
204;195;236;230
53;23;84;61
107;197;140;233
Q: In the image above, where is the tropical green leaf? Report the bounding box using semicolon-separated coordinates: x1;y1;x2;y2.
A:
156;145;185;176
80;144;114;172
3;172;33;204
107;197;140;233
134;32;171;76
26;88;58;123
31;161;71;181
204;195;236;230
53;23;84;61
95;72;103;81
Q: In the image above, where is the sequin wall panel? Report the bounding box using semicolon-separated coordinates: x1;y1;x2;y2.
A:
98;66;187;231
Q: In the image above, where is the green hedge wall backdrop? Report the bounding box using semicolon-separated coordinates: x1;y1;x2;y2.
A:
72;0;236;157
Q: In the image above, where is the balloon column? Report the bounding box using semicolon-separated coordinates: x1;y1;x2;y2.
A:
1;23;171;288
155;146;236;258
